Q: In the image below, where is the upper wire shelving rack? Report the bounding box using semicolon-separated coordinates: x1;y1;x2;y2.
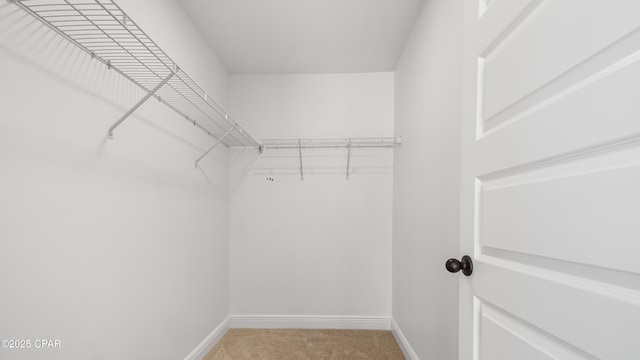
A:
12;0;260;166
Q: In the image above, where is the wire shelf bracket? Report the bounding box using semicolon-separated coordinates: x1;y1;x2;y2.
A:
12;0;260;166
346;138;352;180
298;139;304;181
261;137;402;180
108;70;175;139
195;124;236;169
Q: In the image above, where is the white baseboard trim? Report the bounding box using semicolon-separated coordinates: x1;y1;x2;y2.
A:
391;318;419;360
230;315;391;330
183;316;230;360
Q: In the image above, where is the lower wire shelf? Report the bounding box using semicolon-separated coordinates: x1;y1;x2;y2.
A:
259;137;402;180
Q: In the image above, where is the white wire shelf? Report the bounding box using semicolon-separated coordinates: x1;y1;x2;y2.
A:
261;137;402;150
12;0;260;165
259;137;401;180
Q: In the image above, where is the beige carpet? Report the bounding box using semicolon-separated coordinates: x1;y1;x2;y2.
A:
204;329;406;360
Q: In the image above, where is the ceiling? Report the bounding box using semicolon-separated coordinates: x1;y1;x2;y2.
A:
177;0;425;74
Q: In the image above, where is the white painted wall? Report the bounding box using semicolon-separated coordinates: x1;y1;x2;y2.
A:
0;1;230;359
392;0;463;358
228;73;394;321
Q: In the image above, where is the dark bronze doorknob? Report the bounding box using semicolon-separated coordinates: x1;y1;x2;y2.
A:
445;255;473;276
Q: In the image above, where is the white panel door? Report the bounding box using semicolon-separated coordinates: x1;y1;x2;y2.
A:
459;0;640;359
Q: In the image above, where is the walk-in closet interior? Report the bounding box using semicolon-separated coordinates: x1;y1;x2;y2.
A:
6;0;640;359
2;0;458;359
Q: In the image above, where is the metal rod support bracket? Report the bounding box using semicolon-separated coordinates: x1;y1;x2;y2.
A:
346;138;352;180
195;124;237;168
108;71;175;139
298;139;304;181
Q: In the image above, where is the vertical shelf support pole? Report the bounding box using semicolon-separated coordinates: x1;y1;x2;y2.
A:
195;124;237;168
298;139;304;181
108;71;175;139
346;138;352;180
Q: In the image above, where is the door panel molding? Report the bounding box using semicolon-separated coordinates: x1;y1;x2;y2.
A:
475;259;640;359
479;300;597;360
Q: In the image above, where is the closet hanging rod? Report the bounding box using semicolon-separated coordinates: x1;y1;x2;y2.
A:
12;0;261;157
